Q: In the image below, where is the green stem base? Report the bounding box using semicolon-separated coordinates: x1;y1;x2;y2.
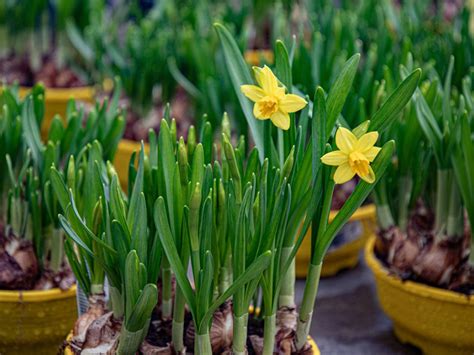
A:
296;263;322;350
263;314;276;355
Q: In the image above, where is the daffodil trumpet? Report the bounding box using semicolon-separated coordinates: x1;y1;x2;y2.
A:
291;70;420;350
321;127;381;184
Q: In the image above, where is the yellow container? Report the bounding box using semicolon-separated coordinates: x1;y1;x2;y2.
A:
365;236;474;355
18;86;95;138
296;204;376;278
114;139;150;190
64;332;319;354
0;285;77;355
244;49;274;66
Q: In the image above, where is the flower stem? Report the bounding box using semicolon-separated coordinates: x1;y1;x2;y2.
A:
435;169;450;239
377;204;395;230
296;263;322;350
50;228;63;273
109;286;124;318
447;177;463;238
117;324;148;355
397;175;413;232
219;264;231;295
162;257;172;319
278;246;295;308
172;286;186;353
262;313;276;355
232;313;249;355
195;332;212;355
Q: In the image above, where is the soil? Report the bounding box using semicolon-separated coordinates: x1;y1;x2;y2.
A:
66;300;315;354
121;87;193;143
0;224;75;291
0;52;86;88
375;201;474;294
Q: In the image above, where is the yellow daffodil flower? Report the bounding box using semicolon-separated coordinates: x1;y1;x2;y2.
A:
241;66;307;130
321;127;381;184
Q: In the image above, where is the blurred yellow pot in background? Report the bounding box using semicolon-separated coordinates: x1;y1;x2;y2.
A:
19;86;95;138
296;204;376;278
0;286;77;355
114;139;150;190
244;49;274;65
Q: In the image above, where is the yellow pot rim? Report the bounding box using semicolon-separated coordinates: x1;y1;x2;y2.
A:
329;203;375;221
365;236;473;305
19;86;95;101
0;284;77;302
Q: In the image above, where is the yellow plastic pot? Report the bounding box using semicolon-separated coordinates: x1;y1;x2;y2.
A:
114;139;150;189
295;204;376;278
18;86;95;138
365;236;474;355
0;285;77;355
244;49;274;65
64;331;320;354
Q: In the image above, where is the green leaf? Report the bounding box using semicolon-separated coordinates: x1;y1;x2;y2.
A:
168;57;202;99
325;54;360;136
126;283;158;332
20;98;44;167
59;214;94;256
127;144;145;232
125;250;141;325
214;23;264;160
154;197;196;317
369;68;421;133
130;193;148;265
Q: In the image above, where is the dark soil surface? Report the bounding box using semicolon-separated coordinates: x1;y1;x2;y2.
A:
0;52;86;88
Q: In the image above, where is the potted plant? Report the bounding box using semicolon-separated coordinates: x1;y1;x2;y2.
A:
0;0;96;137
217;18;421;281
366;56;474;354
60;24;413;354
0;83;124;354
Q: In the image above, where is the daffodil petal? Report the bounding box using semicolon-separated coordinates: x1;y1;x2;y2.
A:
335;127;357;154
254;65;278;94
356;131;379;151
270;110;290;130
241;85;265;102
359;165;376;183
321;150;348;166
364;146;381;162
279;94;307;113
333;163;356;184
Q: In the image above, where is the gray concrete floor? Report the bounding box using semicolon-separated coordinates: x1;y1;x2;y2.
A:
295;251;421;355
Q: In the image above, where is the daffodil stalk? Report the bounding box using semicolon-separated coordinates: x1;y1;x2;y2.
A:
217;23;417;352
217;25;312;313
291;66;420;350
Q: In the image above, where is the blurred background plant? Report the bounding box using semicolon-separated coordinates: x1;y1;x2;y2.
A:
0;0;97;87
0;83;124;291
